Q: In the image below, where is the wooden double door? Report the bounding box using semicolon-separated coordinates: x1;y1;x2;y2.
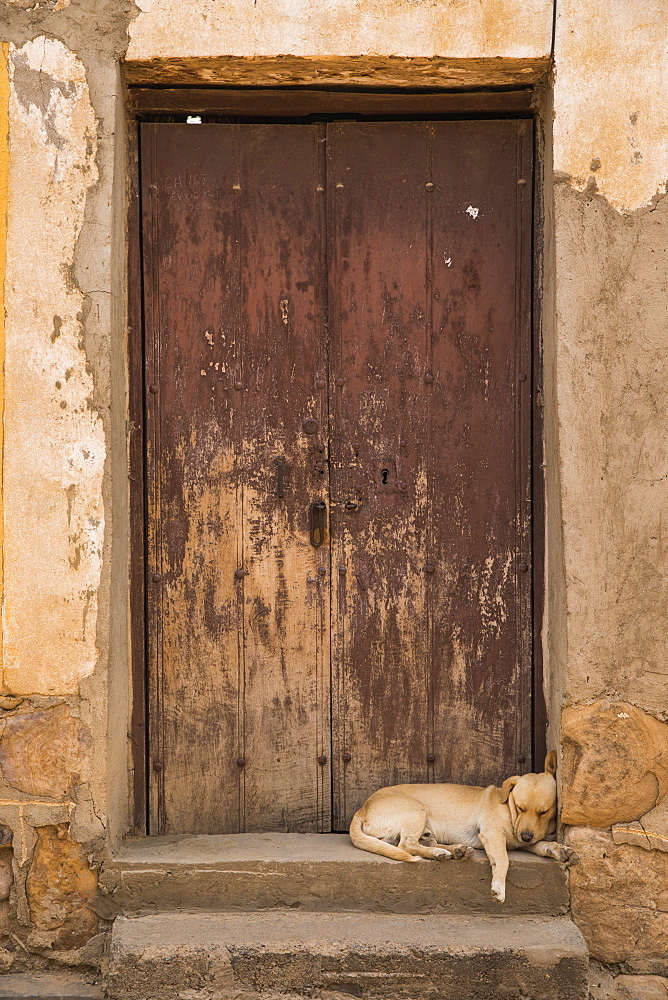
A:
140;117;534;836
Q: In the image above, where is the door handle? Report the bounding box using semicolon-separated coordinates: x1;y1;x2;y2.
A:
309;500;327;547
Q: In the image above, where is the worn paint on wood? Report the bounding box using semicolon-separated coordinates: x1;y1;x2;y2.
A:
142;123;330;834
427;121;533;789
141;118;533;834
327;122;432;826
328;122;533;827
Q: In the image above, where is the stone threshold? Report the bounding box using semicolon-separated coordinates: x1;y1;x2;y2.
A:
98;832;570;917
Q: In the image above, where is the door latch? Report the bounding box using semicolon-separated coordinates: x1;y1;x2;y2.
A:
309;500;327;547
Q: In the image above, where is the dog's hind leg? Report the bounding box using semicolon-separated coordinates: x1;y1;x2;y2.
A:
399;811;452;860
421;837;475;860
402;839;452;860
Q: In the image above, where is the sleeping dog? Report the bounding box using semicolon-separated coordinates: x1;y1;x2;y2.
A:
349;751;578;902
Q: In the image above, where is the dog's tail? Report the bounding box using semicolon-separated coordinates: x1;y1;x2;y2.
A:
349;811;420;862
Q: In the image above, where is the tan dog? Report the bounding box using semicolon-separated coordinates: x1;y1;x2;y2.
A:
349;752;578;902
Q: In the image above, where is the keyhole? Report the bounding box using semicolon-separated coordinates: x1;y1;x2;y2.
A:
381;468;389;484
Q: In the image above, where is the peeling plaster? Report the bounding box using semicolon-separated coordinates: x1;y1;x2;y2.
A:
3;38;104;695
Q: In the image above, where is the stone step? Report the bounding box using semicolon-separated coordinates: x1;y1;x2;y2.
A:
0;975;102;999
108;910;589;1000
99;832;570;917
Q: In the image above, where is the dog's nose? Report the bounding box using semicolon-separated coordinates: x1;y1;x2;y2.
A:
521;832;533;843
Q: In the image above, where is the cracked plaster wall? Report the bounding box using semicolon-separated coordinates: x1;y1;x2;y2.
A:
0;0;134;969
552;0;668;965
552;0;668;715
5;36;103;698
0;0;665;974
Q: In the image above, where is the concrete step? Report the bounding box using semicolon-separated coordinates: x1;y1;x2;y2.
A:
99;832;570;917
0;975;102;999
108;910;589;1000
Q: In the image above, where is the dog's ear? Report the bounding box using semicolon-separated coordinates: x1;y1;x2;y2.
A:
500;776;519;803
544;751;557;776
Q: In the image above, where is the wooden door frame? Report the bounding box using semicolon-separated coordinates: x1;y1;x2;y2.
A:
127;85;546;835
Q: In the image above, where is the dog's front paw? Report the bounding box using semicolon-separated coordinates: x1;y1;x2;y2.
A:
491;880;506;903
433;848;452;860
547;843;579;865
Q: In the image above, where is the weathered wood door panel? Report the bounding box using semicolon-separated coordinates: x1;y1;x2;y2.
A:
327;121;532;828
140;117;533;835
327;123;432;826
426;122;533;787
142;124;331;835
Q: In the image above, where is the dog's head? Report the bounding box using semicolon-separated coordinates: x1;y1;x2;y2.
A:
500;751;558;845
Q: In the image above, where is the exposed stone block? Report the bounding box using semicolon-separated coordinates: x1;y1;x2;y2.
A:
566;826;668;963
612;794;668;854
612;975;668;1000
0;845;13;902
0;705;91;798
1;0;71;8
25;825;98;951
0;902;10;937
562;701;668;827
625;961;668;978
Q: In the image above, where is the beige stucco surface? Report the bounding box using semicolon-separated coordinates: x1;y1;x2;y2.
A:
552;2;668;714
127;0;553;62
3;37;104;696
551;6;668;961
554;185;668;715
553;0;668;213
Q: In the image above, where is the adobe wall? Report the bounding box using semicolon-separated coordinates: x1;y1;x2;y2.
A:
0;0;664;980
552;0;668;967
0;0;135;969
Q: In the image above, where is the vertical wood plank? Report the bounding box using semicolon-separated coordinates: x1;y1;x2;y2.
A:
237;125;330;832
328;120;534;827
141;123;329;834
328;123;431;829
427;120;533;784
142;124;243;834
